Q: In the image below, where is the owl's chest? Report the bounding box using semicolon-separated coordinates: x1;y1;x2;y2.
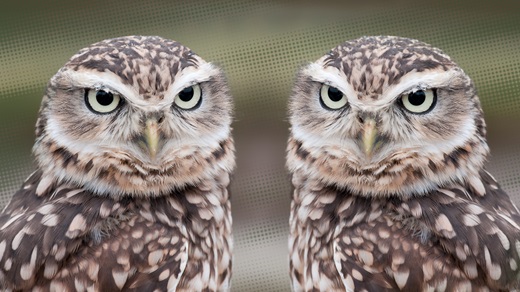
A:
332;209;493;291
179;211;233;292
38;203;231;291
290;197;492;291
103;205;232;292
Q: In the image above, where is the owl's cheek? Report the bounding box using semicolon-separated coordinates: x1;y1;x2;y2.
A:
44;115;95;145
416;116;474;148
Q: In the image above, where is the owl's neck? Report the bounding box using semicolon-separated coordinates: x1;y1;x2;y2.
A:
286;134;490;199
173;171;233;291
289;172;348;291
32;135;236;198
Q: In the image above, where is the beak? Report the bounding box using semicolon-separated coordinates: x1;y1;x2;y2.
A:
144;118;160;159
361;118;378;158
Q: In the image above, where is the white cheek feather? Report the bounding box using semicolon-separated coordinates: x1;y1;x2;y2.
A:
417;116;477;155
292;123;360;156
45;117;104;155
46;109;230;171
164;126;231;151
46;116;143;164
291;124;326;149
293;108;478;166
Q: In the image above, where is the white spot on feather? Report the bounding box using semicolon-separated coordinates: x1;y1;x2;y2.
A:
466;204;484;215
4;258;12;271
345;275;355;290
352;269;363;281
1;214;23;230
159;269;170;281
50;281;67;291
422;261;434;281
462;214;480;227
20;247;37;280
510;259;517;271
148;250;164;266
36;175;53;196
495;228;510;250
468;176;485;196
37;205;55;215
484;247;502;280
498;213;520;231
435;214;455;238
12;228;26;250
0;240;6;261
42;214;60;227
463;262;478;279
44;261;58;279
66;214;87;238
87;262;99;280
112;270;128;289
394;269;410;289
436;278;447;292
358;250;374;266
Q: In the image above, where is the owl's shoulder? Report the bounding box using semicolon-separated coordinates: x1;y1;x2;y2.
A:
334;171;520;290
0;171;189;290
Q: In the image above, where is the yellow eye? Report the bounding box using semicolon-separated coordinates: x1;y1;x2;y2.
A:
401;89;437;114
174;84;202;110
85;89;122;114
320;85;347;110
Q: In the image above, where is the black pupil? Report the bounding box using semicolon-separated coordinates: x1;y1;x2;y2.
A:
179;87;194;102
328;87;343;102
96;90;114;106
408;90;426;106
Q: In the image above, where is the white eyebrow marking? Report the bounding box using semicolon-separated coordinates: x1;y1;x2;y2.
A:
381;69;462;104
164;62;221;102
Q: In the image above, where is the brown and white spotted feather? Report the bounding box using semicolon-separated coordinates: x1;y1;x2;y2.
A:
0;36;235;291
287;36;520;291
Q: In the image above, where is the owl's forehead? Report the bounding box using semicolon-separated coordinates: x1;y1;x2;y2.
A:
317;36;457;102
63;36;202;101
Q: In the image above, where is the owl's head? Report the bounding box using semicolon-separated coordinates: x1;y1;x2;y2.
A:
288;36;489;197
34;36;234;197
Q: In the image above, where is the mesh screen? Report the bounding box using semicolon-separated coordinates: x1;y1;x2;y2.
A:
1;1;519;291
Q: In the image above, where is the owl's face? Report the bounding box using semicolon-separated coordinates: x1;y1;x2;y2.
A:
288;36;489;197
34;36;234;197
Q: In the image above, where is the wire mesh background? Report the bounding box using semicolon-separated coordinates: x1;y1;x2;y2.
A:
1;1;519;291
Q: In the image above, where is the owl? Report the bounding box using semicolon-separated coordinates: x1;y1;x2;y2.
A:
287;36;520;291
0;36;235;291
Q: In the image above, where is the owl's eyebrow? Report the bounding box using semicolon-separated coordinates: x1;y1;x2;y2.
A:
381;69;462;103
58;70;139;100
300;63;359;102
400;83;431;95
165;62;221;98
92;84;121;94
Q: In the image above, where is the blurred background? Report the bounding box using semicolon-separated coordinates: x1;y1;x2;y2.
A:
1;0;519;291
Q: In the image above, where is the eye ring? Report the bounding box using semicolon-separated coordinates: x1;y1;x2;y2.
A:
174;84;202;110
400;89;437;114
84;89;123;114
319;84;347;110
